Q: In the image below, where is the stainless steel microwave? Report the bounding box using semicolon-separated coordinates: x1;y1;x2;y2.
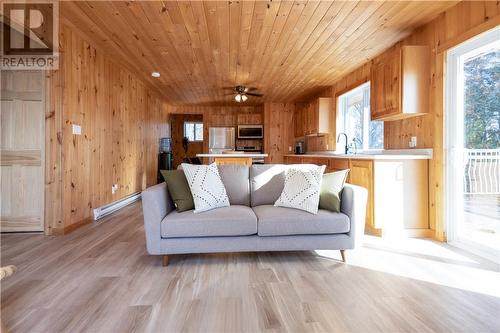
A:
237;125;263;139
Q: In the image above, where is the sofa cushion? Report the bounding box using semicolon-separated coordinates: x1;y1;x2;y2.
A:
250;164;323;206
217;165;250;206
161;205;257;238
253;205;350;236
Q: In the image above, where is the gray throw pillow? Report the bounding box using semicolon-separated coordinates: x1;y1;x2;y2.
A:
319;170;349;213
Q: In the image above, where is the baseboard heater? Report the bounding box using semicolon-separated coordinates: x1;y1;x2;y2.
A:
93;192;141;220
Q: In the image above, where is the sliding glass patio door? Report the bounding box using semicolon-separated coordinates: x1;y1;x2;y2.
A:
445;27;499;260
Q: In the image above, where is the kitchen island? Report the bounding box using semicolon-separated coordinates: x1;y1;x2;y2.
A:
196;153;268;166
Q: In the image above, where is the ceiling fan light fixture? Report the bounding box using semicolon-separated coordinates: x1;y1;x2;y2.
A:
241;94;248;102
234;94;242;102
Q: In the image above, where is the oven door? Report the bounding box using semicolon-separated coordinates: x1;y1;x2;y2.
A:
237;125;263;139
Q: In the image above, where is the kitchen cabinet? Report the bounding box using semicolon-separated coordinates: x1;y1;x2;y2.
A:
348;160;375;233
284;155;302;164
370;45;430;121
283;154;430;237
237;113;262;125
328;158;349;173
294;97;332;137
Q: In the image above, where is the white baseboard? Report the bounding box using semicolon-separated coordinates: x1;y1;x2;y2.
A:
93;192;141;220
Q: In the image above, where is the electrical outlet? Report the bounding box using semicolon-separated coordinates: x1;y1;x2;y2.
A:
72;124;81;135
288;146;292;152
111;184;118;194
409;136;417;148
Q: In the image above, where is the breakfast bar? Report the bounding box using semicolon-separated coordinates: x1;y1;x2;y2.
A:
196;153;268;166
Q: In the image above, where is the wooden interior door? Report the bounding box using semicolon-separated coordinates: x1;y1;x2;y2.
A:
1;71;45;232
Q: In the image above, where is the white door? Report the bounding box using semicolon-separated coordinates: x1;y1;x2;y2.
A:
1;70;45;232
445;27;500;261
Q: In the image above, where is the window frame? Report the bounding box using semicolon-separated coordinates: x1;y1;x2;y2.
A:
183;121;204;142
336;81;384;152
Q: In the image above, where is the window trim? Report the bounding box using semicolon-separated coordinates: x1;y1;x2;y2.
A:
184;121;204;142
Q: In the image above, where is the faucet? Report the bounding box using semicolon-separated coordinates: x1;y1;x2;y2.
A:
337;132;348;154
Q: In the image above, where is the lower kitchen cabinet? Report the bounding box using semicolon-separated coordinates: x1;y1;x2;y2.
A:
348;160;376;233
283;155;430;237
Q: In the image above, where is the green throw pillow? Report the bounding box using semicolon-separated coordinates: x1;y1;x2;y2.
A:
319;170;349;213
160;170;195;212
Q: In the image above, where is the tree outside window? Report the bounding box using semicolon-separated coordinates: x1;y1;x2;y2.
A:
464;50;499;149
184;122;203;142
336;82;383;151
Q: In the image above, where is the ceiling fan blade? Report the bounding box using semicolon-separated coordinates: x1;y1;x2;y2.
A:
246;87;259;91
246;92;263;97
222;87;236;90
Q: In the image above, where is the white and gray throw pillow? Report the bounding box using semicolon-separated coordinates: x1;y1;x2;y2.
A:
274;165;326;214
181;162;230;213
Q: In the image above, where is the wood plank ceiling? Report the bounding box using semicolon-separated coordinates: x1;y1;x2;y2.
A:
60;1;459;105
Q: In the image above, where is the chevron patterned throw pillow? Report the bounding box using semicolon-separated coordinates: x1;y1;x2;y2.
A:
181;162;230;213
274;165;326;214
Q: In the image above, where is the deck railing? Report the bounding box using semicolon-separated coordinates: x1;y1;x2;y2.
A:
463;149;500;194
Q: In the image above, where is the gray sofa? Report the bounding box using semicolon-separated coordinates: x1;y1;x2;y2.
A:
141;164;368;266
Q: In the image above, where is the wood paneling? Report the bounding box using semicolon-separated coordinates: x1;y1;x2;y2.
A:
170;114;203;169
59;1;459;104
306;1;500;240
45;22;169;234
264;103;295;164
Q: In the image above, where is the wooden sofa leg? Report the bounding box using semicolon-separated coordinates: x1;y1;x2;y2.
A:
340;250;346;263
162;255;169;267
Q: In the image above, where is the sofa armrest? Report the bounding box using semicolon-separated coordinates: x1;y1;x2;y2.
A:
141;182;174;254
341;184;368;247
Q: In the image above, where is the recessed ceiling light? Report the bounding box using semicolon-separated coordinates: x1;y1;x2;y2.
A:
151;72;160;78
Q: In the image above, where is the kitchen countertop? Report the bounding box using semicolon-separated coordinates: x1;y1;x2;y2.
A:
285;149;432;160
197;153;268;158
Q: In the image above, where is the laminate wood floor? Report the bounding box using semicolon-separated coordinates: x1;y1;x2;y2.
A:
1;201;499;333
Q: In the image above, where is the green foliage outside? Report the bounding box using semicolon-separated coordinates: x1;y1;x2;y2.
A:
464;50;500;149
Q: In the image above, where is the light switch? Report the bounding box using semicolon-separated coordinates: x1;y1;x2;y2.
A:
72;124;82;135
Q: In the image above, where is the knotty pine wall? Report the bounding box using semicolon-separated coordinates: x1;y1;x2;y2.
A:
45;23;170;235
304;1;500;240
167;105;264;155
264;103;295;164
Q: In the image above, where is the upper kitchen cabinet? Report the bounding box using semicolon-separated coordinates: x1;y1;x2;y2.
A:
237;113;263;125
294;97;332;137
370;45;430;121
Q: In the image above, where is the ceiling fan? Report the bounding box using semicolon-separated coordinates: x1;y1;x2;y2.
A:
224;85;263;102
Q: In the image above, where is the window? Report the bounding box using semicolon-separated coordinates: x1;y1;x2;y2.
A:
336;82;383;151
184;122;203;142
